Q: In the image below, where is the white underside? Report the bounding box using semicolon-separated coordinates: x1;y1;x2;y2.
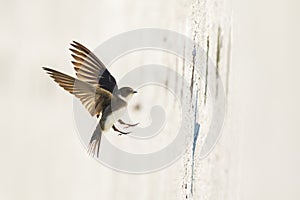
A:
103;107;126;131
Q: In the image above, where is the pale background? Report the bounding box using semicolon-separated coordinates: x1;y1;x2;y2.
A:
0;0;299;200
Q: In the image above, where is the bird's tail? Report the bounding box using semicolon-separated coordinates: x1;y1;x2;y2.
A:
87;123;102;158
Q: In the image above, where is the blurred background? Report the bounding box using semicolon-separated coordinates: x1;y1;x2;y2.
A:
0;0;299;199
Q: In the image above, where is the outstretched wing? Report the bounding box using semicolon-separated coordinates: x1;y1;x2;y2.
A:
69;41;118;93
43;67;112;117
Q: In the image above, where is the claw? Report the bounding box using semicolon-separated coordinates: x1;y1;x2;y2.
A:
118;132;131;136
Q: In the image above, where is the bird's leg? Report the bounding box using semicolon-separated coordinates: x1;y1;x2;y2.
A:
112;124;131;136
118;119;139;128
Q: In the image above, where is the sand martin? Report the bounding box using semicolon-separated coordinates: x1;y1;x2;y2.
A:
43;41;138;157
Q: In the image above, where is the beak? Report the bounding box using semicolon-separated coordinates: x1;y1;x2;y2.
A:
133;91;138;94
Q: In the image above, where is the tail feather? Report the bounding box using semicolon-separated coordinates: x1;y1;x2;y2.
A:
88;123;102;157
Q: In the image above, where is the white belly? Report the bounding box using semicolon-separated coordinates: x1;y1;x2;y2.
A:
103;107;126;131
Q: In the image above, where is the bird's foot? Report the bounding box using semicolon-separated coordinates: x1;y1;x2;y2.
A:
113;124;131;136
118;119;139;129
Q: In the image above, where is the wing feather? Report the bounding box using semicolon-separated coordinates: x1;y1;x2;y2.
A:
43;67;112;116
69;41;118;93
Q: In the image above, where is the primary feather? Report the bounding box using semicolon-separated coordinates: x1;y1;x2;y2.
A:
43;67;112;117
70;41;118;93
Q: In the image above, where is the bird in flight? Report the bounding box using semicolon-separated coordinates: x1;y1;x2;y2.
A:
43;41;139;157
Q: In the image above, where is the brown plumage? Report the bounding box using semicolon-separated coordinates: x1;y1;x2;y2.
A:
43;41;138;157
43;67;112;117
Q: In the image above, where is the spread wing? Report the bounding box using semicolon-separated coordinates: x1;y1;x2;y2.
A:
69;41;118;94
43;67;112;117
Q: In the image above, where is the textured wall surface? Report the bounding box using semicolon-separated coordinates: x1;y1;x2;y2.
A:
1;0;299;200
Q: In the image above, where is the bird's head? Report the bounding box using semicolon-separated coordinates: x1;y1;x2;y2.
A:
118;87;137;101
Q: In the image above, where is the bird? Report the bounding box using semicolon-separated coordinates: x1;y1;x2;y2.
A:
43;41;139;157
